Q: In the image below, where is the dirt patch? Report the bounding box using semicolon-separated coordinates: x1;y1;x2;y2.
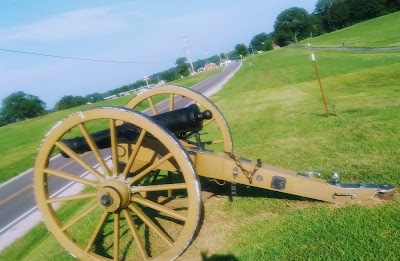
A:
177;195;234;261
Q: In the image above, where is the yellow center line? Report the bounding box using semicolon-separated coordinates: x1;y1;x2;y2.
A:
0;184;33;206
0;156;83;207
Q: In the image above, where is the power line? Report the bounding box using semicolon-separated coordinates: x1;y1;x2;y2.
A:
0;48;174;64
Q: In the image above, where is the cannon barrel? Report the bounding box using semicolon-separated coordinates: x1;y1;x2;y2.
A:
60;104;212;156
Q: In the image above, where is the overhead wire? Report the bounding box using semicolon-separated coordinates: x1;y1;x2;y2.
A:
0;48;174;64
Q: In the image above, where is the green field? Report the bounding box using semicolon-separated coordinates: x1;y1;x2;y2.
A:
0;68;222;184
1;12;400;261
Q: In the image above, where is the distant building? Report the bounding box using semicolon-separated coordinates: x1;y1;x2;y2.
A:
204;62;217;71
104;94;117;100
273;44;281;50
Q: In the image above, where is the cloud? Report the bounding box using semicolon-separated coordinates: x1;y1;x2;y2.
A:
0;7;126;42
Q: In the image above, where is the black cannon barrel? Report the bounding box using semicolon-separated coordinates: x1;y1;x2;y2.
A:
60;104;212;156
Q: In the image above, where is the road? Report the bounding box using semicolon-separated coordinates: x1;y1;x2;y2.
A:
0;61;241;246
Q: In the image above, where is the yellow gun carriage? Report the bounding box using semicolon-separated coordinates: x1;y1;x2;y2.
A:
34;86;395;260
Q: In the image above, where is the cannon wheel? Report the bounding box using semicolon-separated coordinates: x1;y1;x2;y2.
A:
125;85;233;153
34;107;201;260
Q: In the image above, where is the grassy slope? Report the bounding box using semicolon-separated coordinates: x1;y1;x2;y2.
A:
302;11;400;47
183;12;400;260
205;48;400;260
0;68;221;184
2;13;400;260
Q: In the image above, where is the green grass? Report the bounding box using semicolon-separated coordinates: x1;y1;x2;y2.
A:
195;47;400;259
2;15;400;260
0;94;136;183
222;196;400;260
301;11;400;47
215;48;400;184
171;67;224;87
0;68;221;184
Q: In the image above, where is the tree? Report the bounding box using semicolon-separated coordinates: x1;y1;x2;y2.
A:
250;32;273;52
346;0;386;23
314;0;350;31
161;70;177;82
0;115;8;127
55;95;87;111
274;7;312;46
309;14;324;37
175;57;189;77
0;91;46;123
234;43;247;58
330;0;350;29
85;93;104;103
314;0;334;15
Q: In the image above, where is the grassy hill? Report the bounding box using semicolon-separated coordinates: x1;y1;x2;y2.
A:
1;12;399;261
301;11;400;47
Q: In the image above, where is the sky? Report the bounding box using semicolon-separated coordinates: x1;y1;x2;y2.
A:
0;0;316;109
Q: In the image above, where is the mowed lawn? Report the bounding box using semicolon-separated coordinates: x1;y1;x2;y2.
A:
1;13;400;261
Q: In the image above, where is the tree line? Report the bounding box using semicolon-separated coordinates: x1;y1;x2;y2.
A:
1;0;399;126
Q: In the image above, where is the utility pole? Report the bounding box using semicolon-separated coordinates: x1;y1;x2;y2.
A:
181;36;195;75
143;76;150;88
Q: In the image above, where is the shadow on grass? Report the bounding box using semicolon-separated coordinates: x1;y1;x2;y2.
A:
200;178;317;203
201;251;239;261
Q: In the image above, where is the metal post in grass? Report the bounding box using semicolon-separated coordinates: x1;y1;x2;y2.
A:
311;53;329;116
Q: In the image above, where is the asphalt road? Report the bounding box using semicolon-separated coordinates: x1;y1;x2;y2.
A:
0;61;241;237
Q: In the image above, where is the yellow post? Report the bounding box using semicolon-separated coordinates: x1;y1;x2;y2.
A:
311;53;329;116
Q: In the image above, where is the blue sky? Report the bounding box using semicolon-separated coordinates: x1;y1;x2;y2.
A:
0;1;316;109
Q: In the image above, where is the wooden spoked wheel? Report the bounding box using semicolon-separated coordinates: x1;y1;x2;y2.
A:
125;85;233;153
34;107;201;260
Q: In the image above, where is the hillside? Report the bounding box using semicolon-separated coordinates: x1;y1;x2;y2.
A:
301;11;400;47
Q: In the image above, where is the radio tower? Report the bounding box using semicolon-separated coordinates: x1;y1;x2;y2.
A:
181;36;195;75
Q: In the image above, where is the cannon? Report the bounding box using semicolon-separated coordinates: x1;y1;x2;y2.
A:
34;85;395;261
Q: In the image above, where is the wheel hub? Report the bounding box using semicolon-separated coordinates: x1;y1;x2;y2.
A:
96;178;131;212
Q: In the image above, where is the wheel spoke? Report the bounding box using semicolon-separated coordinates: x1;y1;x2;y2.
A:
128;153;173;185
167;172;173;198
110;119;119;175
46;192;97;203
147;97;158;115
85;210;109;253
169;94;174;111
114;212;120;261
45;168;98;187
61;203;98;232
122;209;148;260
203;117;215;127
132;195;187;222
122;129;147;178
211;140;224;144
79;123;112;176
56;141;104;180
131;183;187;193
128;203;173;246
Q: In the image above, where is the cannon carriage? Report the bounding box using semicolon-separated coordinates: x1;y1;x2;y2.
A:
34;86;395;260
